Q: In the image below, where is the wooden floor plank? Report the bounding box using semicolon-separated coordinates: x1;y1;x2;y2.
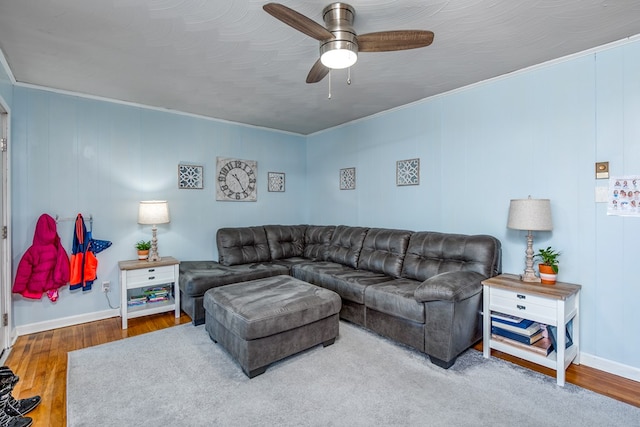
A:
3;312;639;426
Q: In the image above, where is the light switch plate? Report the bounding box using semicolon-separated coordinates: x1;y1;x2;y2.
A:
595;186;608;203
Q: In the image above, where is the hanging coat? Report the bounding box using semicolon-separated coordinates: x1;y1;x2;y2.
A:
69;214;98;291
13;214;70;301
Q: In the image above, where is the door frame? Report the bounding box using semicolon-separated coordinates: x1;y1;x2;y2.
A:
0;97;11;361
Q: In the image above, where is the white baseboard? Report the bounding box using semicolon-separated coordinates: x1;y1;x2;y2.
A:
580;351;640;383
15;309;120;336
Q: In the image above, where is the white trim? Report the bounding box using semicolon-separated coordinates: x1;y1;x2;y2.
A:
0;96;11;357
0;49;16;84
579;351;640;383
15;309;119;336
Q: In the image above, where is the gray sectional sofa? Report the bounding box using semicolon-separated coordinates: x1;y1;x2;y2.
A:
179;224;501;368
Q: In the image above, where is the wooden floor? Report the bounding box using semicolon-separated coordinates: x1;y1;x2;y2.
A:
4;312;640;426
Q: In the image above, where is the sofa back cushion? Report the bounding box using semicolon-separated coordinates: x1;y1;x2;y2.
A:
264;225;307;260
216;226;271;266
357;228;412;278
401;232;502;281
303;225;335;260
326;225;369;268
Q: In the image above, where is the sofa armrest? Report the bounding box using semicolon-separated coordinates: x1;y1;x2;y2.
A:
414;271;485;303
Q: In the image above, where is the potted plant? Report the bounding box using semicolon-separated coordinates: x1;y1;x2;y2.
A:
135;240;151;260
534;246;561;284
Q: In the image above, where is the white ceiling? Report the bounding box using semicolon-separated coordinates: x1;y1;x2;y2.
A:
1;1;640;135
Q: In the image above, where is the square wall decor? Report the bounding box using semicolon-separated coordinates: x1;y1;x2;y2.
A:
396;158;420;186
268;172;285;192
340;167;356;190
178;164;204;189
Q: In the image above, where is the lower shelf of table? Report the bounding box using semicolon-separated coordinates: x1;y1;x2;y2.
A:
489;339;579;371
125;298;176;319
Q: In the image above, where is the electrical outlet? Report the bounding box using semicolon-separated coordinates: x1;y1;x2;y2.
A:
102;281;110;293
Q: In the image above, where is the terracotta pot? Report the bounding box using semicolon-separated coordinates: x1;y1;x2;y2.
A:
137;249;149;260
538;264;557;285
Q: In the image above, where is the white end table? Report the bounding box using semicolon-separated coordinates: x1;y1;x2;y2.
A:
118;256;180;329
482;273;581;386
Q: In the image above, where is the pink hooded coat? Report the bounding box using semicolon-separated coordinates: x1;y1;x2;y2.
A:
13;214;70;300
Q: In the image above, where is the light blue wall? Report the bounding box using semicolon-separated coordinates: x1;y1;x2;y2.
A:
10;87;306;326
307;40;640;370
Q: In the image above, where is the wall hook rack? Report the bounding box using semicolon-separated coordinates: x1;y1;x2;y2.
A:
55;214;93;226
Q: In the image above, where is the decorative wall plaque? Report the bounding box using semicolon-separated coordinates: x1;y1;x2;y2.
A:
178;164;203;189
268;172;285;192
396;158;420;186
340;167;356;190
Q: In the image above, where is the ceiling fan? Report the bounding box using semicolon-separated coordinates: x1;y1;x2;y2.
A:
263;2;435;84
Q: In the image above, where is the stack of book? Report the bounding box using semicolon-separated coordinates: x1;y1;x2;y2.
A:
127;294;147;307
144;286;171;303
491;312;553;356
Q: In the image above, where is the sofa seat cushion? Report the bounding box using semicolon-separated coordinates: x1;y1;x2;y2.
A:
179;261;289;297
291;261;390;304
364;279;425;324
204;275;341;340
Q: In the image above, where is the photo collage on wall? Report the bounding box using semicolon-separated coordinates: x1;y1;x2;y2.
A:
607;176;640;216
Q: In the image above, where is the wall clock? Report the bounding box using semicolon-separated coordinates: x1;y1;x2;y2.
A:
216;157;258;201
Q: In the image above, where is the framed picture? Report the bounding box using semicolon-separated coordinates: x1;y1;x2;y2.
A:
340;167;356;190
216;157;258;201
178;164;204;189
268;172;285;192
396;158;420;186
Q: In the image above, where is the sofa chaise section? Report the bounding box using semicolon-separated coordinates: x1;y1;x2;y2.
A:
179;226;291;325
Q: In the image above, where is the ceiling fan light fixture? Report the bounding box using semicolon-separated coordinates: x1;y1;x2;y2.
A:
320;40;358;69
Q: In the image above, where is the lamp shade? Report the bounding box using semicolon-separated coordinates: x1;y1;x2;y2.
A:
507;198;552;231
138;200;170;225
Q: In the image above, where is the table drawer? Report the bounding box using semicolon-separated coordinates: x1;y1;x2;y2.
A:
490;287;556;308
125;265;175;288
490;294;557;324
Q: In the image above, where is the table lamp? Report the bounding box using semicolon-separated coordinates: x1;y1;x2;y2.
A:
138;200;170;262
507;197;553;282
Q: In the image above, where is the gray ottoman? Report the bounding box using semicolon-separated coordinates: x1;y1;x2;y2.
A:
204;275;342;378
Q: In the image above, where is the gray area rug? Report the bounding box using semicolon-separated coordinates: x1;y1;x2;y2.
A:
67;322;639;427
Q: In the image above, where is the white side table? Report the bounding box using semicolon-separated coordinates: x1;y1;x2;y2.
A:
482;273;581;386
118;256;180;329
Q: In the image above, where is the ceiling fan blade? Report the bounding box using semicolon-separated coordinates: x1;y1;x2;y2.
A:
357;30;434;52
306;59;330;84
263;3;335;41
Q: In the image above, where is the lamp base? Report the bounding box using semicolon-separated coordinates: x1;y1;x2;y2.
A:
520;269;541;283
148;225;161;262
520;230;541;283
